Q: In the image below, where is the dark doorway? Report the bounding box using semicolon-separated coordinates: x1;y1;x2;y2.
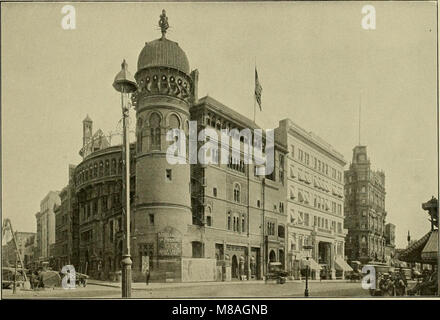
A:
231;255;239;279
279;249;285;269
251;248;261;279
318;242;331;265
269;250;276;262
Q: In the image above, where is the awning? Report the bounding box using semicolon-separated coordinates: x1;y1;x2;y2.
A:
334;257;353;272
301;258;322;270
399;230;438;263
421;229;438;261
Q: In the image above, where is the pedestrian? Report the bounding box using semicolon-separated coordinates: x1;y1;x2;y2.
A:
145;268;150;286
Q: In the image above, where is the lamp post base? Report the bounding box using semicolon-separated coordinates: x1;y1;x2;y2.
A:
121;255;132;298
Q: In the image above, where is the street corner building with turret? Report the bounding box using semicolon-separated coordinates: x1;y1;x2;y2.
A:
344;146;389;265
48;10;352;283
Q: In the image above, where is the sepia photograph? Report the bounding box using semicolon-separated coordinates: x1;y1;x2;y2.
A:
1;0;439;304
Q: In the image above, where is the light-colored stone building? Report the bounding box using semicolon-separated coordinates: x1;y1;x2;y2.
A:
275;119;349;279
36;191;60;262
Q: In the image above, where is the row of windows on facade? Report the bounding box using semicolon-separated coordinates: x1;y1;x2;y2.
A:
55;214;68;227
212;185;285;214
289;165;343;198
76;157;133;185
291;210;343;234
226;213;246;233
347;235;386;249
139;127;281;184
345;186;385;208
346;196;385;209
289;234;312;252
204;116;266;151
266;222;285;238
345;173;384;187
81;217;124;243
290;187;342;216
138;111;269;153
56;230;68;242
80;193;122;222
292;145;343;182
350;218;384;233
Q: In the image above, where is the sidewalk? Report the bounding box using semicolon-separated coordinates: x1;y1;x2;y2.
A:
88;278;351;290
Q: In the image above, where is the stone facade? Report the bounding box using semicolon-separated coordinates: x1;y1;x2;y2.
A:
275;119;347;280
35;191;60;262
344;146;387;264
74;143;135;279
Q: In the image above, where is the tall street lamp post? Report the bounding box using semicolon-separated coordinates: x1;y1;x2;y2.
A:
303;245;313;297
113;59;137;298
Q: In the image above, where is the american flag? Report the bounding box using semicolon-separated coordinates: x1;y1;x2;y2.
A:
255;68;263;111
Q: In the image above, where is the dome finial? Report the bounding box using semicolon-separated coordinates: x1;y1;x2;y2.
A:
159;9;169;39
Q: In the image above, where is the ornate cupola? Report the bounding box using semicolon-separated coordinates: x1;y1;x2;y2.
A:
134;10;196;108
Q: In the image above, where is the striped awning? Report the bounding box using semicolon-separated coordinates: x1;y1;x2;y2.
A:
334;257;353;272
421;229;438;261
301;258;322;270
399;230;438;263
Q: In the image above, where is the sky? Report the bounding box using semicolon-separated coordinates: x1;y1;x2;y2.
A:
1;2;437;248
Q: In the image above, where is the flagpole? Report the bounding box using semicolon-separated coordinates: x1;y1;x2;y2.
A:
253;93;256;124
254;57;257;124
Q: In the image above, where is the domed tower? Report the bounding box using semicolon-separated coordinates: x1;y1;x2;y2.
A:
132;10;198;280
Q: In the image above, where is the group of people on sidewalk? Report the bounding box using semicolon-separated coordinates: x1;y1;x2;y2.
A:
377;268;438;296
407;269;438;296
377;269;408;296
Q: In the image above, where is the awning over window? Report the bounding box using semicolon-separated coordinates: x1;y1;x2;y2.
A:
334;257;353;272
301;258;322;270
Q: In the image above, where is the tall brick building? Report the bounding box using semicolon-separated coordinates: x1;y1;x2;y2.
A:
54;165;78;270
344;146;387;264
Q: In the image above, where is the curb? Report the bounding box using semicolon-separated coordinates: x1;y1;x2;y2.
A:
88;279;353;290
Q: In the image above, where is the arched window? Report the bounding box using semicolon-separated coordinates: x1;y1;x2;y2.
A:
111;159;116;174
93;164;98;178
233;184;241;203
227;211;231;230
118;158;122;174
150;113;161;150
169;114;180;129
137;117;143;152
99;161;104;177
105;160;110;175
206;207;212;227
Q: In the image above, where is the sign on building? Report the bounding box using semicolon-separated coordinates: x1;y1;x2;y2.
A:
141;255;149;274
